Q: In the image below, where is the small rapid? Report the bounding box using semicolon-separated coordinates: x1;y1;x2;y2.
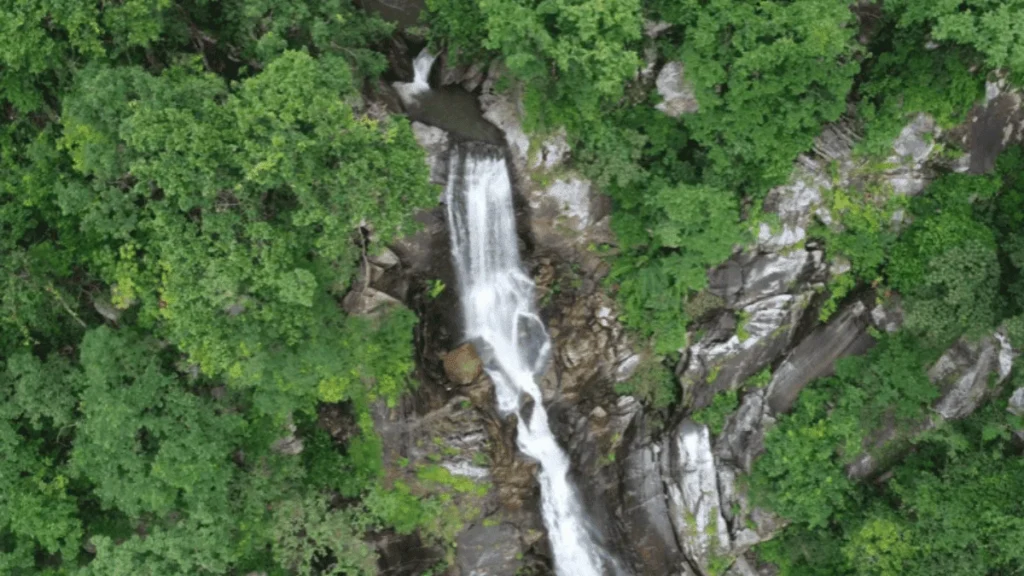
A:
444;143;607;576
393;48;436;102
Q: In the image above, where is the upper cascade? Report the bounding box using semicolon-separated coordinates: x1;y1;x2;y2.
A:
393;47;436;104
444;142;612;576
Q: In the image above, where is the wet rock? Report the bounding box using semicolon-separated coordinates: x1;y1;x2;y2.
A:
766;301;875;414
411;121;450;186
444;342;484;385
655;61;700;117
620;439;686;574
456;522;527;576
519;394;535;425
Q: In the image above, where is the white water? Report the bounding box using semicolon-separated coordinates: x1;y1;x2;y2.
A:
445;144;606;576
393;48;436;103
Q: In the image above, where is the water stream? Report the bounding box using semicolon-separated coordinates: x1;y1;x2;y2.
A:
445;143;607;576
393;48;504;144
397;48;610;575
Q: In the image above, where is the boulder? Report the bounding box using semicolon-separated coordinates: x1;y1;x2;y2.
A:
456;522;527;576
654;61;700;117
1009;387;1024;417
529;127;571;171
757;160;829;251
479;62;531;173
271;416;304;456
444;342;483;385
342;285;402;317
930;330;1015;420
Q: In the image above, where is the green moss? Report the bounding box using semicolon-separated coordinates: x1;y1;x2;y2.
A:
692;389;739;435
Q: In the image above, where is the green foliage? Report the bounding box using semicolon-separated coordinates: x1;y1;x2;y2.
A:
855;20;984;156
428;0;643;131
614;355;678;410
756;390;1024;576
425;0;490;63
272;496;378;576
58;50;432;412
0;3;439;573
609;182;742;353
751;334;939;528
888;174;1002;344
691;389;738;435
652;0;861;191
885;0;1024;83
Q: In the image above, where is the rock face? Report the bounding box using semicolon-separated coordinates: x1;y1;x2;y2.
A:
655;61;700;117
758;115;941;252
963;78;1024;173
411;121;450;185
664;421;730;571
477;62;615;263
456;522;530;576
765;301;875;414
681;248;827;409
545;292;639;404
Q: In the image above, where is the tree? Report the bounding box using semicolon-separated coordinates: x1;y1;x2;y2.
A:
59;50;433;413
885;0;1024;83
651;0;861;191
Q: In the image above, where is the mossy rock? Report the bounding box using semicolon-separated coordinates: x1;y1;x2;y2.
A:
443;342;483;385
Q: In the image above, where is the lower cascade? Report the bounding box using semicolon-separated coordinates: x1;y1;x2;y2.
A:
444;143;608;575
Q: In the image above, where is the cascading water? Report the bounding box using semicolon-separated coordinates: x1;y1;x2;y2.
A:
445;143;607;576
393;47;437;102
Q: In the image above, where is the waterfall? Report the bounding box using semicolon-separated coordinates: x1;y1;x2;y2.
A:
393;47;436;103
445;143;607;576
